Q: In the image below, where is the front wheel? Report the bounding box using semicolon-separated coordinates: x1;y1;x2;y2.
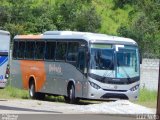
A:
68;84;79;104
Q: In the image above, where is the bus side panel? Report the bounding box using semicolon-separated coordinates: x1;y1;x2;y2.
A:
20;60;46;92
0;56;8;87
40;62;86;98
10;60;23;88
0;32;10;88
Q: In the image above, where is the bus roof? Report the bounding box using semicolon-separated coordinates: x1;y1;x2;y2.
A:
0;30;10;35
14;31;137;45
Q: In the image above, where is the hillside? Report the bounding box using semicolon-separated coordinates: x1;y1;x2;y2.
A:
93;0;132;35
0;0;159;58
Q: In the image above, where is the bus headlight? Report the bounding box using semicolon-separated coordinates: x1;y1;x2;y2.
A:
89;81;101;90
130;84;139;91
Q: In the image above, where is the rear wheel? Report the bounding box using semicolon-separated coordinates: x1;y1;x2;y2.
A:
29;81;37;99
29;81;45;100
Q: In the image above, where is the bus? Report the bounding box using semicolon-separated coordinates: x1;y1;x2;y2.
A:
0;30;10;88
11;31;140;103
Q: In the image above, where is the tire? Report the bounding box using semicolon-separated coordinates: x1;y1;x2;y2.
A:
69;85;75;104
29;81;45;100
29;81;37;99
65;84;80;104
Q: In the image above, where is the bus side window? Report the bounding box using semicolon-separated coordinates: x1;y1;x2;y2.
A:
56;42;67;61
13;41;19;59
77;47;86;73
25;41;35;59
35;41;45;59
45;42;56;60
18;41;25;59
67;42;79;62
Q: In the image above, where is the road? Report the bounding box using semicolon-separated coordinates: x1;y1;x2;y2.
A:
0;99;156;120
0;114;142;120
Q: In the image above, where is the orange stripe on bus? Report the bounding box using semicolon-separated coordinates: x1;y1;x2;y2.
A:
20;60;46;92
16;35;42;39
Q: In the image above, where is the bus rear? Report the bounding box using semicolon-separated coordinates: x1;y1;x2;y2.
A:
0;30;10;88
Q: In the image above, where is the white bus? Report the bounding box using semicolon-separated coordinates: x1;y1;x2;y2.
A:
11;31;140;103
0;30;10;88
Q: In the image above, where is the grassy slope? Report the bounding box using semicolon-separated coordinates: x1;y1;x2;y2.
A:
135;89;157;108
0;86;29;99
0;86;157;108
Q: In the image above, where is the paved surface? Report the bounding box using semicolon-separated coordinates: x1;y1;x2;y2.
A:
0;99;157;120
0;114;144;120
0;99;156;114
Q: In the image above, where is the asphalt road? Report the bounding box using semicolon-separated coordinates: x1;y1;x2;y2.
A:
0;114;141;120
0;99;157;120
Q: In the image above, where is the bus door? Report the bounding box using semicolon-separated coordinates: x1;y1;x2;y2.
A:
77;45;88;97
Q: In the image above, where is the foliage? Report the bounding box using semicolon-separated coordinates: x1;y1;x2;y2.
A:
52;0;101;32
0;0;159;58
134;88;157;108
113;0;134;9
0;86;29;99
117;0;160;58
0;0;101;38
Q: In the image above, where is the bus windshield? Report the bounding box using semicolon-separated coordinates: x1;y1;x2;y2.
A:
89;44;140;79
116;45;139;78
90;44;114;70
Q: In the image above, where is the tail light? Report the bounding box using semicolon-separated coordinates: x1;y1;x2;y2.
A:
5;64;10;79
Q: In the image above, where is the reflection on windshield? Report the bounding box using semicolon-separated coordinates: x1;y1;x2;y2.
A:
90;48;114;70
116;46;139;78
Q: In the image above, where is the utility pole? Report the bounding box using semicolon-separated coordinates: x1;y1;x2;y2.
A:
157;60;160;120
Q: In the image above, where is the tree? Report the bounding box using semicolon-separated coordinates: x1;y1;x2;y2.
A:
117;0;160;58
52;0;101;32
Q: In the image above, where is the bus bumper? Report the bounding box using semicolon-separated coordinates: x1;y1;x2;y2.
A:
87;83;139;101
0;79;7;88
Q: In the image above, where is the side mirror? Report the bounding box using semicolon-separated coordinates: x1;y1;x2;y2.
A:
139;50;142;64
84;68;87;77
140;55;142;64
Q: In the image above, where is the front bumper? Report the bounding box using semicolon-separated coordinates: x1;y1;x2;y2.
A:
0;79;7;88
87;83;139;101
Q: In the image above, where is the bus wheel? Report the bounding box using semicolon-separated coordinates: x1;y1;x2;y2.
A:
69;84;76;104
29;81;37;99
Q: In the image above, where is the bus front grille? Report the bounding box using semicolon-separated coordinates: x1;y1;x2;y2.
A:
101;93;128;99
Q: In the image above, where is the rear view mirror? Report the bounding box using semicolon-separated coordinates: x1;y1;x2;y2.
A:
139;50;142;64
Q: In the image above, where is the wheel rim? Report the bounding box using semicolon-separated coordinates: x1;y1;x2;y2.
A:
29;84;34;97
69;87;73;100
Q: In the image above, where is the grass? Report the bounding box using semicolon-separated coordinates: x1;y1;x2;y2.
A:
134;88;157;108
0;86;29;99
0;86;158;108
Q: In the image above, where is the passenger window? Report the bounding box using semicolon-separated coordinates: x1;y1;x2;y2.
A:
77;47;86;72
45;42;56;60
13;41;18;58
25;41;35;59
56;42;67;60
67;42;79;61
35;42;45;59
18;42;25;59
